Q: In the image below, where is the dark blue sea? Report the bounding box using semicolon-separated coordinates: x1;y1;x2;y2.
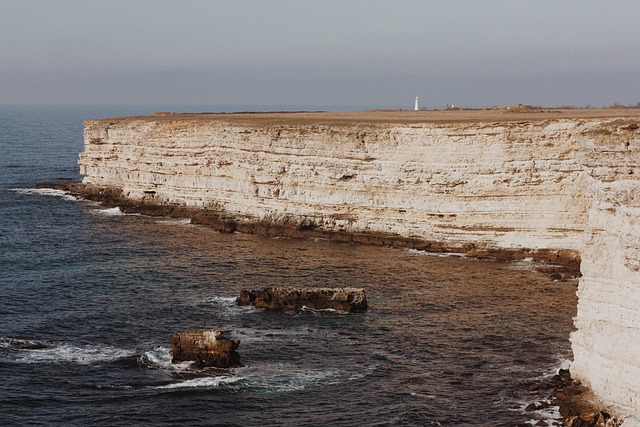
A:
0;105;577;426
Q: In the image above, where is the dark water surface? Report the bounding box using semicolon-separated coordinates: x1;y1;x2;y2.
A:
0;106;577;426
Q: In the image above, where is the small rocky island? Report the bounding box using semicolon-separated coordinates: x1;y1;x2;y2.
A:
171;329;241;368
237;287;368;312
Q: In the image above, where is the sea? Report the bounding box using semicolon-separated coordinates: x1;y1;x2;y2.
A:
0;105;577;426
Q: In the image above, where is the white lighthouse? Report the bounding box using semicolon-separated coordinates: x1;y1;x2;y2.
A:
414;96;420;111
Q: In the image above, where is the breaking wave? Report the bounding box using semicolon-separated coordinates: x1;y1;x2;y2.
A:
155;375;245;390
90;207;125;216
406;249;466;258
10;187;77;201
137;346;192;372
1;338;135;365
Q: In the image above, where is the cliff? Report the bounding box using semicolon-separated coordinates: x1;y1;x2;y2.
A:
78;109;640;423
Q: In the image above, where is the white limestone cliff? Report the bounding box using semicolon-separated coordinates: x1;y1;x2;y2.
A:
79;112;640;422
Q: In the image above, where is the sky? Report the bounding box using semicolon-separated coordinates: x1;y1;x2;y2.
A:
1;0;639;108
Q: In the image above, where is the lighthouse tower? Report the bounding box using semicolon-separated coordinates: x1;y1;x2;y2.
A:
414;96;420;111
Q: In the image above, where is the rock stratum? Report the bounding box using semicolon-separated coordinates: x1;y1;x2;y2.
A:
76;109;639;423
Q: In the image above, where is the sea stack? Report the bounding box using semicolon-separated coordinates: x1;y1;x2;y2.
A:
171;329;241;368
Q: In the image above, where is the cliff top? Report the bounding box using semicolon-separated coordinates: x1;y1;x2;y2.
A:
93;107;640;127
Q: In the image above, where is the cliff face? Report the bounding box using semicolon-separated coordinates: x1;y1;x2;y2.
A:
81;117;597;255
79;112;640;421
571;124;640;420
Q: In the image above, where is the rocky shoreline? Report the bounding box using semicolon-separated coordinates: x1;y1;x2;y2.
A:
40;181;582;281
529;369;622;427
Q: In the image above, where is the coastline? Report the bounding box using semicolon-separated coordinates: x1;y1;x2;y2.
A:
42;179;617;426
54;107;640;424
41;181;581;279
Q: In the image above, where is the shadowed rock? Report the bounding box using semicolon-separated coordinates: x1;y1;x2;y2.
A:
171;329;241;368
237;287;367;312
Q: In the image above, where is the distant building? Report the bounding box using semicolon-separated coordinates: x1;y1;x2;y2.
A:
414;97;420;111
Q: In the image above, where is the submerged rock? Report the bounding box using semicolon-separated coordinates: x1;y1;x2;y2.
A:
236;287;368;312
171;329;241;368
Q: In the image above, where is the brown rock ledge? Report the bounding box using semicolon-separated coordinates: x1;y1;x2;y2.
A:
237;287;368;312
39;181;582;278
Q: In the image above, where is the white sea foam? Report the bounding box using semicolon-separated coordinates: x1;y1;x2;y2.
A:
406;249;466;258
237;363;372;394
526;405;562;425
518;357;572;424
168;218;192;225
90;207;124;216
14;342;135;365
138;346;173;369
154;363;373;394
10;187;77;201
299;306;350;315
153;217;192;226
204;295;256;316
137;346;193;372
241;364;345;393
205;296;237;305
95;383;134;390
558;358;571;371
155;375;244;390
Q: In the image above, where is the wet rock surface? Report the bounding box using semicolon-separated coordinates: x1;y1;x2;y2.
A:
237;286;368;312
527;369;622;426
171;329;241;368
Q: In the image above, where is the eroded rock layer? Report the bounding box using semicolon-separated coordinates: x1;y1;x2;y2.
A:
237;287;368;312
78;110;640;422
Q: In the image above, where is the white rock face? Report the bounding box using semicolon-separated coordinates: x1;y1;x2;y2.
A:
80;113;640;421
568;122;640;423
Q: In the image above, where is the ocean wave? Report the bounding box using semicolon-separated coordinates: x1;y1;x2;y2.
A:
406;249;466;258
155;375;245;390
236;363;372;394
95;383;135;390
517;357;572;424
0;338;52;350
137;346;192;372
9;187;77;201
89;207;125;216
299;306;351;315
204;295;256;316
150;361;372;393
231;326;315;344
205;296;238;305
156;218;192;225
1;338;135;365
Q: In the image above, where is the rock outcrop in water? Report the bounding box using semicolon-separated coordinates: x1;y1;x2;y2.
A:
72;109;640;423
237;287;368;312
171;329;241;368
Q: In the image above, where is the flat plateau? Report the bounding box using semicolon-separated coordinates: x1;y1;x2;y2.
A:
102;107;640;126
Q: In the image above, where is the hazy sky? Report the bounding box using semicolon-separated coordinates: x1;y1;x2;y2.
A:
1;0;639;108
